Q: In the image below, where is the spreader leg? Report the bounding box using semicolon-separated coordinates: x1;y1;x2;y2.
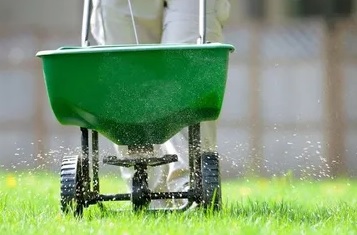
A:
189;123;202;203
80;128;91;197
92;130;100;195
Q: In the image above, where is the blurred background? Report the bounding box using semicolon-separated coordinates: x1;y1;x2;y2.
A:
0;0;356;179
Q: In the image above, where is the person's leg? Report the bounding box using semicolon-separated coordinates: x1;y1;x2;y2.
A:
91;0;164;44
162;0;230;43
161;0;231;195
91;0;170;208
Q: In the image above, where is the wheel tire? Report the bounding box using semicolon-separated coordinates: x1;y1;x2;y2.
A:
201;152;222;211
60;155;85;216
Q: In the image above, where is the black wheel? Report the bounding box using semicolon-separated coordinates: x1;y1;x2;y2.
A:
201;152;222;211
60;155;86;216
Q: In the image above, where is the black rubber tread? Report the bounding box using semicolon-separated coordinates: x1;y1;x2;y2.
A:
201;152;222;211
60;155;84;216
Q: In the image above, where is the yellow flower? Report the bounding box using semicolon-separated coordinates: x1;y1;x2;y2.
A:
6;174;17;188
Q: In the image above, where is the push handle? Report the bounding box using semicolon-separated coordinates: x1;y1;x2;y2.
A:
81;0;92;47
198;0;207;44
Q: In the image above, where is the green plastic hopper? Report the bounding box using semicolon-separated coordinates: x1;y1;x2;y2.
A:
36;43;234;145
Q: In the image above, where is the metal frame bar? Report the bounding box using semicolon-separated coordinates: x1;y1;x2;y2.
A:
80;127;91;193
198;0;207;44
92;130;100;194
188;124;201;199
91;191;190;204
81;0;92;47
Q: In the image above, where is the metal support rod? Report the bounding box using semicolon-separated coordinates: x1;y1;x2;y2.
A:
81;127;89;159
97;193;131;202
150;191;189;200
95;191;190;202
198;0;207;44
81;0;92;47
127;0;139;44
194;0;205;200
92;130;100;194
188;127;195;190
189;124;201;193
80;127;90;191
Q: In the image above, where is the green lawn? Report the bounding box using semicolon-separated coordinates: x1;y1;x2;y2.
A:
1;171;357;234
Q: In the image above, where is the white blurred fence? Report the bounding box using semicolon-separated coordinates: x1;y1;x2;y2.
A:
0;19;356;178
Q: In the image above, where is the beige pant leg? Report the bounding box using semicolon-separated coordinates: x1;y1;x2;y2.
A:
91;0;164;44
161;0;231;193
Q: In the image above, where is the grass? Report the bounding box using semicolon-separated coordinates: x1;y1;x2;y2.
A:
1;171;357;234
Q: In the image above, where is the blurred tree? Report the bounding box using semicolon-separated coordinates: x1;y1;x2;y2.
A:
289;0;353;177
245;0;266;20
290;0;353;18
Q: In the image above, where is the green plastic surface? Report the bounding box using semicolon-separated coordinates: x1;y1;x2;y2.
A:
36;43;234;145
